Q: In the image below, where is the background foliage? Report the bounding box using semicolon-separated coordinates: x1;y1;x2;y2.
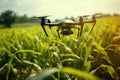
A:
0;12;120;80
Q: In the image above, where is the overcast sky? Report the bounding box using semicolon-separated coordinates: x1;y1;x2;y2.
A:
0;0;120;19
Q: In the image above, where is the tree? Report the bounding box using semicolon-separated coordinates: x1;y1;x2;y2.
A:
0;10;16;28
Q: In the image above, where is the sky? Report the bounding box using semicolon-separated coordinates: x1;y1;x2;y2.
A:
0;0;120;19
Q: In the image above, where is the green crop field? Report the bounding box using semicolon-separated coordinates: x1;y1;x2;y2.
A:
0;16;120;80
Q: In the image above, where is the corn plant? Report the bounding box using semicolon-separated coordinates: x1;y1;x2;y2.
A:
0;16;120;80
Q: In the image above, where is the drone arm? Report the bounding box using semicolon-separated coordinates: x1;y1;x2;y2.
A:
89;22;96;34
84;21;95;24
45;23;59;26
72;23;82;25
57;28;60;38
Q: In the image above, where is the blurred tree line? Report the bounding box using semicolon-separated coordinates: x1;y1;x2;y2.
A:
0;10;35;28
15;14;35;23
0;10;120;28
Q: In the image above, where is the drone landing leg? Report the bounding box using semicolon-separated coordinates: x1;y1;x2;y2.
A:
77;28;80;37
89;23;96;34
57;29;60;39
41;25;49;37
80;25;83;36
77;24;83;37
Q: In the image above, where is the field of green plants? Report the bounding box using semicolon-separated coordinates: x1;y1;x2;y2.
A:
0;16;120;80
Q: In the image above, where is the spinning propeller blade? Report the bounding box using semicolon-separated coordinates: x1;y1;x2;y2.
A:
83;15;91;17
35;15;51;19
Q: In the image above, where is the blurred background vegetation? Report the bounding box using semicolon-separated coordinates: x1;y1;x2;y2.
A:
0;10;120;80
0;10;120;28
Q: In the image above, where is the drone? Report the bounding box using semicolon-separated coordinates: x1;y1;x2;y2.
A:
35;15;96;38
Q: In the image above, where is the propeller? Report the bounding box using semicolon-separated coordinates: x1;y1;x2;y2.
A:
83;14;102;17
93;14;103;18
83;15;91;17
34;15;51;19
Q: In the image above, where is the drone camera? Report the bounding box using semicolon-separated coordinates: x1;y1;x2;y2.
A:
61;29;73;35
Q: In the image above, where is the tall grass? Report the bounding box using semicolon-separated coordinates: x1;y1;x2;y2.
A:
0;16;120;80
